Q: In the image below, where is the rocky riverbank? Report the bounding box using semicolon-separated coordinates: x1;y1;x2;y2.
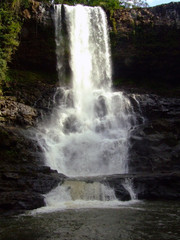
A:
0;74;65;215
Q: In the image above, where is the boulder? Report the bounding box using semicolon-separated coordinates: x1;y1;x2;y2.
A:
0;97;37;126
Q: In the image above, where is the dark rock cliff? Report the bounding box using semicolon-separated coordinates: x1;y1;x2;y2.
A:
111;2;180;93
128;93;180;174
0;2;62;215
12;1;56;74
0;125;65;215
0;2;180;214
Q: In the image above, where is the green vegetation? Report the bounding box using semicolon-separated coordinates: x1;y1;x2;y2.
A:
7;69;57;85
0;0;35;86
2;68;57;97
0;4;21;84
54;0;148;9
54;0;120;10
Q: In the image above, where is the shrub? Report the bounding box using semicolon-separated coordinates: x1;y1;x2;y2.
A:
0;4;21;83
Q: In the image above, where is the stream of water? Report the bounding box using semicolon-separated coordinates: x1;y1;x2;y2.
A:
34;4;137;210
37;4;136;177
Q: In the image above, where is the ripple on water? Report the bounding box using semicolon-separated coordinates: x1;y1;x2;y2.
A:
0;201;180;240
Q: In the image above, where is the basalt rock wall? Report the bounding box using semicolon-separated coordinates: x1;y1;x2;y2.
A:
12;1;56;74
111;2;180;90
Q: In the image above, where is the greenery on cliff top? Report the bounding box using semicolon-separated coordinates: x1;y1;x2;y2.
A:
54;0;120;10
54;0;148;9
0;2;22;84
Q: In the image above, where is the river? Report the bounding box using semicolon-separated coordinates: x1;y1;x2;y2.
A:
0;201;179;240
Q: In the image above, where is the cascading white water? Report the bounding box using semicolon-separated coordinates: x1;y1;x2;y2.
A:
43;180;118;209
37;4;136;178
33;4;137;210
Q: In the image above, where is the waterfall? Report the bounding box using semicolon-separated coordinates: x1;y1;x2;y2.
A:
34;4;137;210
43;180;118;210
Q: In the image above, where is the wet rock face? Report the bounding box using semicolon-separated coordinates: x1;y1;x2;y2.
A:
133;172;180;200
0;126;65;215
12;2;56;74
111;2;180;87
128;93;180;173
105;172;180;201
93;172;180;201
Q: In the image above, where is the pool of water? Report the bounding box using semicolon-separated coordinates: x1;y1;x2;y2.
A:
0;201;180;240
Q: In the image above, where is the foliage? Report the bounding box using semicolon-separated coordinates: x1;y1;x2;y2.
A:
54;0;148;9
0;4;21;83
90;0;120;10
54;0;120;10
1;0;29;12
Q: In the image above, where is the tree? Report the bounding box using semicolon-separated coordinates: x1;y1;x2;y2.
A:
0;1;22;82
55;0;120;9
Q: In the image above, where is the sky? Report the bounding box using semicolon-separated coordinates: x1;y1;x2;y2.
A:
147;0;180;6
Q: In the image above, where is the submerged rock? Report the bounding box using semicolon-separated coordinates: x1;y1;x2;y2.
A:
81;172;180;201
102;172;180;201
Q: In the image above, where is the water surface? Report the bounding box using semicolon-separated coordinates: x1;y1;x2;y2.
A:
0;201;179;240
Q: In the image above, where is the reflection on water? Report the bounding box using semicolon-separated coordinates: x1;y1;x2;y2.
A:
0;201;180;240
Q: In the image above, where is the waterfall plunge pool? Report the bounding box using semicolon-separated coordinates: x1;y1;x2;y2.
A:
0;201;180;240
